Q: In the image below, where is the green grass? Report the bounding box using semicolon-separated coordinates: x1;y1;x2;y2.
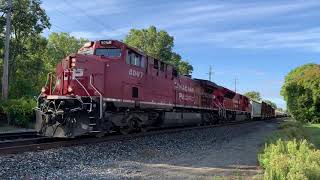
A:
264;121;309;145
304;124;320;148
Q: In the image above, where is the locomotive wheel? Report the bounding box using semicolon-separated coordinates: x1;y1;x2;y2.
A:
140;126;149;133
119;127;131;135
119;117;139;135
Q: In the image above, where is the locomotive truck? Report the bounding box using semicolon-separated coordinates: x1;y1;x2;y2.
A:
35;40;275;138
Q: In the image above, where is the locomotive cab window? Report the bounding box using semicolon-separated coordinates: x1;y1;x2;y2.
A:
95;48;121;57
126;50;145;68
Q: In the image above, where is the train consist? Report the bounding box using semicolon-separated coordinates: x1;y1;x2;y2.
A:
35;40;277;138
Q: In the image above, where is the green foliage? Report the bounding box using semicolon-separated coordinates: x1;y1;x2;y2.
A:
259;139;320;180
0;0;50;98
124;26;193;75
9;35;48;98
264;100;277;109
244;91;262;101
259;120;320;180
277;107;284;112
0;97;36;127
1;32;86;98
281;64;320;123
45;32;88;71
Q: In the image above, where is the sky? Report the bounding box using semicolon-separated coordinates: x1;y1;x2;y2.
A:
41;0;320;109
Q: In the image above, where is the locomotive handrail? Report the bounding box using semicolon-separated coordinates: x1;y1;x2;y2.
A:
73;76;93;112
89;75;103;119
213;100;226;119
36;72;53;107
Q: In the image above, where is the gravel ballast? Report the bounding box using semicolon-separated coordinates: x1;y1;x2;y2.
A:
0;120;280;179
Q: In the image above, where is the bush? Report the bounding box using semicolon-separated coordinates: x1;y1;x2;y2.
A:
265;121;308;144
0;97;36;127
259;120;320;180
259;139;320;180
281;64;320;123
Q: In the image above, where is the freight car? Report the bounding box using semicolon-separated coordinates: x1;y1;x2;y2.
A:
251;100;276;120
36;40;254;138
275;110;288;118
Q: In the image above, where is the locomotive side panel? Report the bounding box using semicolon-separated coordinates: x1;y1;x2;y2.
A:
174;76;200;108
143;57;174;108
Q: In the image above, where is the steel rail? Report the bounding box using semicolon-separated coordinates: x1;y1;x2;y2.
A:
0;119;279;155
0;131;38;141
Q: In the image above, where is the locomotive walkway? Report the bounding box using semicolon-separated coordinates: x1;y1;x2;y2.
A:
0;119;281;179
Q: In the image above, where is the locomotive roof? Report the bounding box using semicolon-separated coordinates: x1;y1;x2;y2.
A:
92;40;185;76
99;40;175;65
193;79;221;89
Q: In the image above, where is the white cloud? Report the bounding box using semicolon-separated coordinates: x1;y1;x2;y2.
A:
42;0;130;16
159;1;320;28
44;0;320;52
172;27;320;52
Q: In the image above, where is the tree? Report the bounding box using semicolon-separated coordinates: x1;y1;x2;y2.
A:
9;35;48;98
170;52;193;75
281;63;320;123
124;26;193;75
244;91;262;101
45;32;88;71
277;107;284;112
0;0;50;98
264;100;277;109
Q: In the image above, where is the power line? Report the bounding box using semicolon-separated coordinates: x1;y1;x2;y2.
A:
62;0;116;32
51;24;69;33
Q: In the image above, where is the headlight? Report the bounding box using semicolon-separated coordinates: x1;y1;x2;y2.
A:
67;86;73;93
41;87;46;93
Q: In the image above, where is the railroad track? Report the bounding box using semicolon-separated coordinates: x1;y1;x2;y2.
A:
0;131;38;141
0;119;278;155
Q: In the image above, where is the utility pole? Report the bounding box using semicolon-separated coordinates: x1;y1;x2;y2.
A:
2;0;12;100
234;77;238;93
207;65;214;81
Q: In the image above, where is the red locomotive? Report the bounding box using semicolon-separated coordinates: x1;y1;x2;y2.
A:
35;40;273;137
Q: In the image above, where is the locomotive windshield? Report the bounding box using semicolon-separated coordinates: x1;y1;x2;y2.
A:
95;48;121;57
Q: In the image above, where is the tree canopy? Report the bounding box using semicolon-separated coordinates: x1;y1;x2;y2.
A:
0;0;50;98
124;26;193;75
0;0;85;98
281;63;320;123
264;100;277;109
45;32;87;71
244;91;262;101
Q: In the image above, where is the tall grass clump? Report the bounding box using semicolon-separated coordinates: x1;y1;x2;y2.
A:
259;120;320;180
259;139;320;180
